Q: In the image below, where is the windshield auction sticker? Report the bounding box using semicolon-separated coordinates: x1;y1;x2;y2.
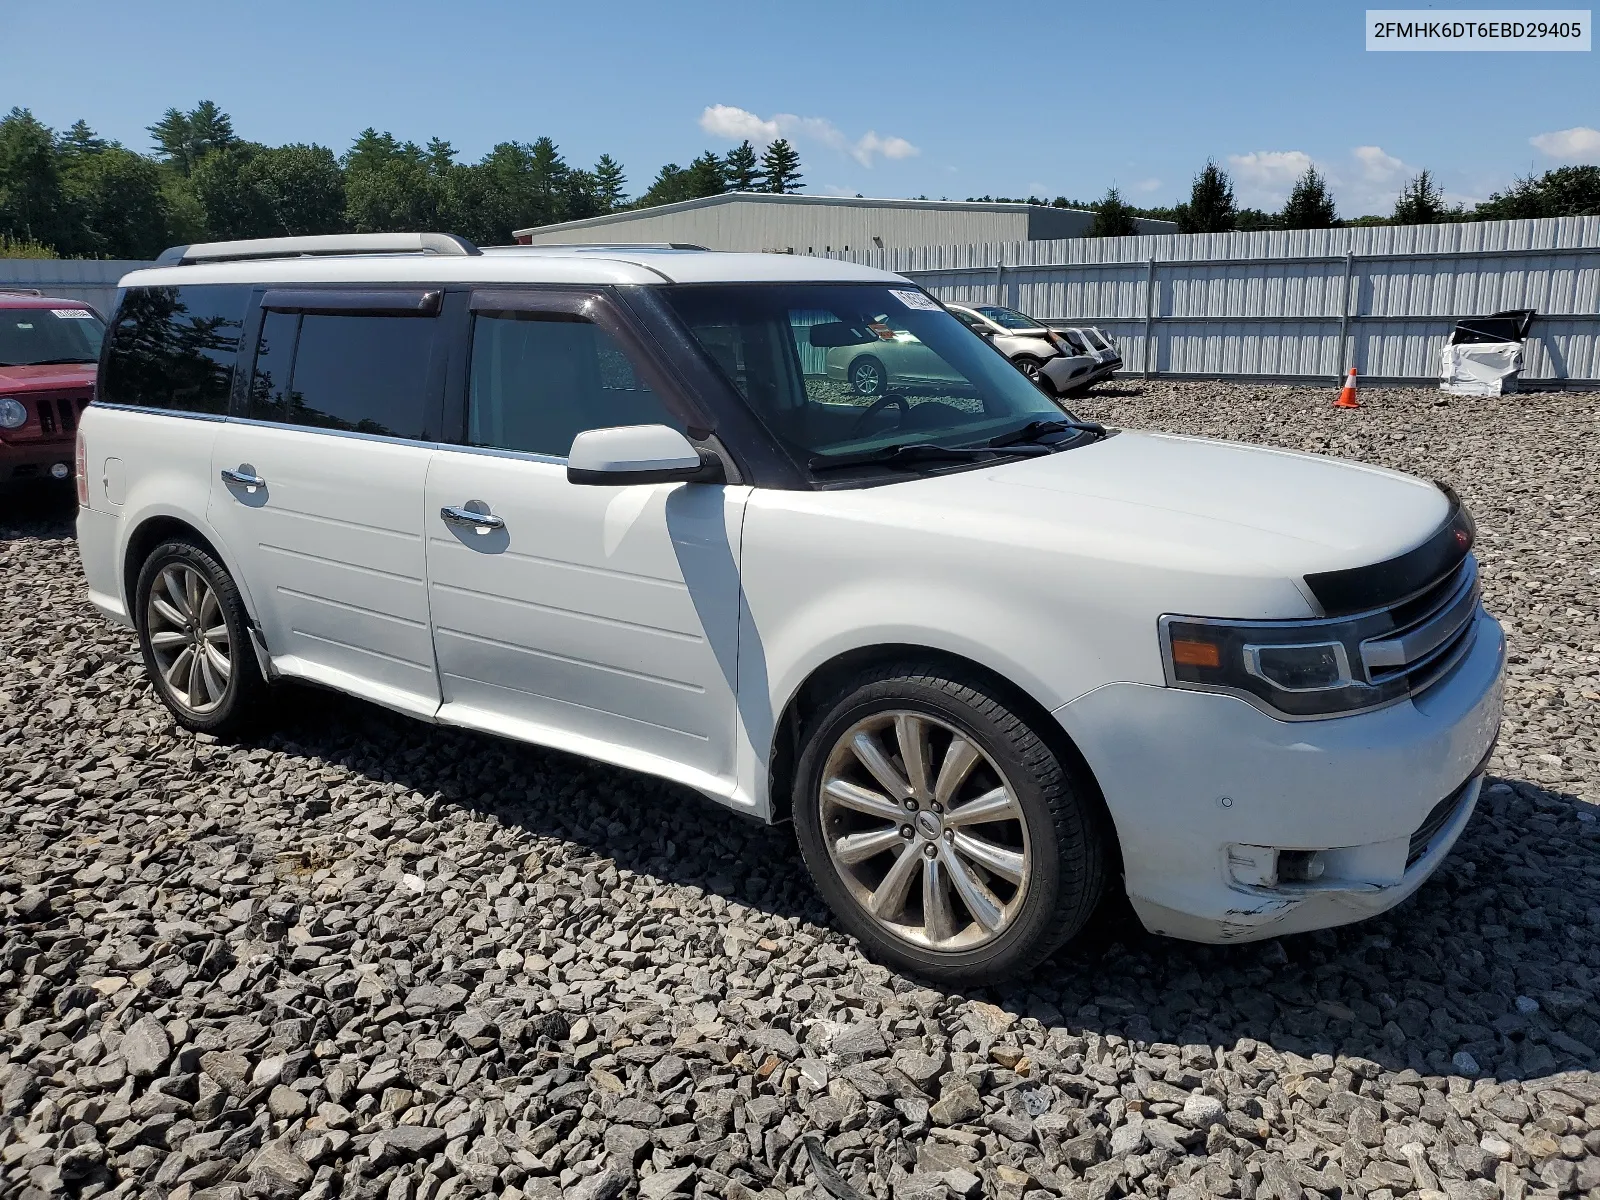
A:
890;289;943;311
51;309;96;319
1368;10;1589;49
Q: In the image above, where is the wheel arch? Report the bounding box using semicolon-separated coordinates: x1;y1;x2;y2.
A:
121;511;271;674
765;642;1119;879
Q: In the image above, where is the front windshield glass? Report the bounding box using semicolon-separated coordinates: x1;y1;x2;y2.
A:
663;284;1072;461
975;305;1046;331
0;305;105;366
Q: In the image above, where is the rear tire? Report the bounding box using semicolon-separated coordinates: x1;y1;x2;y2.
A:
848;356;887;397
792;661;1107;984
135;539;269;736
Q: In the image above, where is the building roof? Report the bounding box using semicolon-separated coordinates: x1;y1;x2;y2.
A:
513;191;1096;241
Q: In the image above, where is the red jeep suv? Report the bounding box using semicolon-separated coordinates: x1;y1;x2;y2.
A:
0;291;106;485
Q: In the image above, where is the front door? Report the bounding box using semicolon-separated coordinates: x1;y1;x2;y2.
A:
207;293;446;718
423;292;746;794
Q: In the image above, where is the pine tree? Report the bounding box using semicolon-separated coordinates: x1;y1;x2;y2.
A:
593;154;627;211
760;138;802;193
1087;186;1138;237
1279;166;1337;229
722;140;760;191
62;120;106;157
1179;159;1236;233
1392;169;1448;224
147;101;237;175
1474;165;1600;220
684;151;726;198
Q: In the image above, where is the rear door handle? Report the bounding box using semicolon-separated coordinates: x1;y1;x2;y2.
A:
221;467;265;492
440;504;505;533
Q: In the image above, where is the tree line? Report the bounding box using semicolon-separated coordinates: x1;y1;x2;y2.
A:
976;158;1600;238
4;100;1596;258
0;101;807;259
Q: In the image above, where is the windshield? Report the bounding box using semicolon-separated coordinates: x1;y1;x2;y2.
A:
663;283;1073;463
975;305;1046;331
0;305;105;366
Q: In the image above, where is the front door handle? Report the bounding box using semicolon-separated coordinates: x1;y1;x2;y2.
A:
440;504;505;533
221;466;265;492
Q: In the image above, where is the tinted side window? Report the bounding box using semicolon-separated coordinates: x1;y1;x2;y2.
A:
467;311;683;457
100;285;248;413
246;312;435;439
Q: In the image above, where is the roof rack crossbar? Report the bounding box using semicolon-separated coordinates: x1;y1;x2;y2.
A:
155;232;481;267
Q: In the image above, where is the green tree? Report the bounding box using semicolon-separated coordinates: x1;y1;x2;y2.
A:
685;151;726;197
526;137;570;227
343;129;439;233
62;120;106;157
1392;169;1450;224
593;154;627;212
637;152;728;207
147;101;237;176
0;234;57;258
243;144;346;236
1087;186;1138;237
188;143;266;239
1178;159;1236;232
1279;166;1336;229
0;108;76;253
1474;165;1600;220
1235;208;1278;231
760;138;802;193
722;140;760;191
62;144;170;258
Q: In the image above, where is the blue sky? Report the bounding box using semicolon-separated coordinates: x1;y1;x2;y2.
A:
4;0;1596;217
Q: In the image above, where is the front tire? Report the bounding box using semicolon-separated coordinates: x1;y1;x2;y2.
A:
793;662;1107;983
135;539;268;736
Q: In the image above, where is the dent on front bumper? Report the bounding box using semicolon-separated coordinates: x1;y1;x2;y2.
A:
1054;611;1505;944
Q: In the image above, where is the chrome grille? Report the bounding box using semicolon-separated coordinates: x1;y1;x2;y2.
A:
1359;556;1480;698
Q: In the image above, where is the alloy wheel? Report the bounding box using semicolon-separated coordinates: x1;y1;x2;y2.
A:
146;563;231;714
819;711;1031;951
851;360;885;395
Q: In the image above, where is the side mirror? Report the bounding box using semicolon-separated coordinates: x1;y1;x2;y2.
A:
567;425;724;486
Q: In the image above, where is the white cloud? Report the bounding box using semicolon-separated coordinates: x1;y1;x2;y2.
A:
699;104;779;143
1530;126;1600;161
698;105;919;168
1351;144;1405;182
851;130;918;166
1227;150;1316;208
1131;178;1162;194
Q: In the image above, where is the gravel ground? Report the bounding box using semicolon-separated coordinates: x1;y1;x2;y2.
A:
2;381;1598;1200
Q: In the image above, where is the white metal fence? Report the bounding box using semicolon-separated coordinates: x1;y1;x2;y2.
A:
0;260;143;318
839;216;1600;386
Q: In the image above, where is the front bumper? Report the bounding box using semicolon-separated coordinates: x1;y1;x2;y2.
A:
0;439;75;483
1039;356;1093;391
1054;611;1505;943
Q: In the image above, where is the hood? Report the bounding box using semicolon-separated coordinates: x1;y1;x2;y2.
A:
875;429;1451;612
0;362;97;392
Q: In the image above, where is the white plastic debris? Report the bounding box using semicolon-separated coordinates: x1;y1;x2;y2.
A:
1441;340;1522;396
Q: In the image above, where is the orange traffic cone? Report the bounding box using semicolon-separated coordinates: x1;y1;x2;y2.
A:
1334;367;1360;408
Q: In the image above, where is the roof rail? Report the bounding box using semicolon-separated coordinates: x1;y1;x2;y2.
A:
509;242;711;252
0;288;46;296
155;232;481;267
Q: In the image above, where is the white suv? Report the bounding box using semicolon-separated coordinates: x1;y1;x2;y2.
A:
77;233;1504;982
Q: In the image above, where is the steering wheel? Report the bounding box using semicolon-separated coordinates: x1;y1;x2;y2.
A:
850;393;911;437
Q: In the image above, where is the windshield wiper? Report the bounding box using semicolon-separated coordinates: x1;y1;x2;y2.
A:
9;357;95;366
809;441;1051;472
984;418;1106;448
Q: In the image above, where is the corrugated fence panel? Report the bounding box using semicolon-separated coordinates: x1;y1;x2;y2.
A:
855;218;1600;385
0;259;143;317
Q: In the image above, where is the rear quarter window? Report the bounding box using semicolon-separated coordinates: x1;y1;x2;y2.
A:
99;285;250;414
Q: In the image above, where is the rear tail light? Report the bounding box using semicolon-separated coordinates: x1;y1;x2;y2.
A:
75;430;88;506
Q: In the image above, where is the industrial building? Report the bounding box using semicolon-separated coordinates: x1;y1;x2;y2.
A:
512;192;1178;254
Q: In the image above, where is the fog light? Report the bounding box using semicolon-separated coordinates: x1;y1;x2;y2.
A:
50;462;70;480
1278;850;1325;883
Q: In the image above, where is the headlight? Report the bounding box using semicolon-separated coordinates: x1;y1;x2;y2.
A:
0;397;26;429
1163;613;1407;717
